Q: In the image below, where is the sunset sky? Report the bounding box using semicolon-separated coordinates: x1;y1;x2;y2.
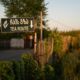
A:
46;0;80;31
0;0;80;31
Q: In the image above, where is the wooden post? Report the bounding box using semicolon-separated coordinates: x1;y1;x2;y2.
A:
40;11;43;57
39;11;44;67
34;32;37;54
40;11;43;42
33;18;37;56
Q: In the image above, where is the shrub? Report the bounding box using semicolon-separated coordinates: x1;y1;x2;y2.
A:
0;61;15;80
12;61;21;80
21;53;42;80
61;52;80;80
44;64;55;80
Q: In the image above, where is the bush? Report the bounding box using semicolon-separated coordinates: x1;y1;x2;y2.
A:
0;54;59;80
0;61;15;80
21;53;42;80
0;54;43;80
61;52;80;80
12;61;21;80
44;64;55;80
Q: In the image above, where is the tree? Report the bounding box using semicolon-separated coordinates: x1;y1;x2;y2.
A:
0;0;47;22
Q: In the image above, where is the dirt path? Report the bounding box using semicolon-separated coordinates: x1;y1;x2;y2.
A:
0;49;33;61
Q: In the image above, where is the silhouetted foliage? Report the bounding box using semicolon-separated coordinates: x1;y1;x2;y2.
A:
61;52;80;80
44;64;55;80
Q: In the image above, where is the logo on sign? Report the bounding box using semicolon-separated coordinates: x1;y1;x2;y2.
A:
3;20;9;29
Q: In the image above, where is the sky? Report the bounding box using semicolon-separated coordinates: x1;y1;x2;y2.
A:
0;5;5;18
0;0;80;31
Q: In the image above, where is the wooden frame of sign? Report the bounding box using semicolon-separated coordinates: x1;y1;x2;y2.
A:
1;18;34;33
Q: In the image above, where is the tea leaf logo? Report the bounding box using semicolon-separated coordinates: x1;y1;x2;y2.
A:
3;20;8;29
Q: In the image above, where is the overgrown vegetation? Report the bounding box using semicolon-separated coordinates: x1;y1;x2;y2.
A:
0;30;80;80
50;29;63;57
0;51;80;80
0;54;55;80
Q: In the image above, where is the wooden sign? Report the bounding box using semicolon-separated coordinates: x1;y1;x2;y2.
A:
1;18;34;32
